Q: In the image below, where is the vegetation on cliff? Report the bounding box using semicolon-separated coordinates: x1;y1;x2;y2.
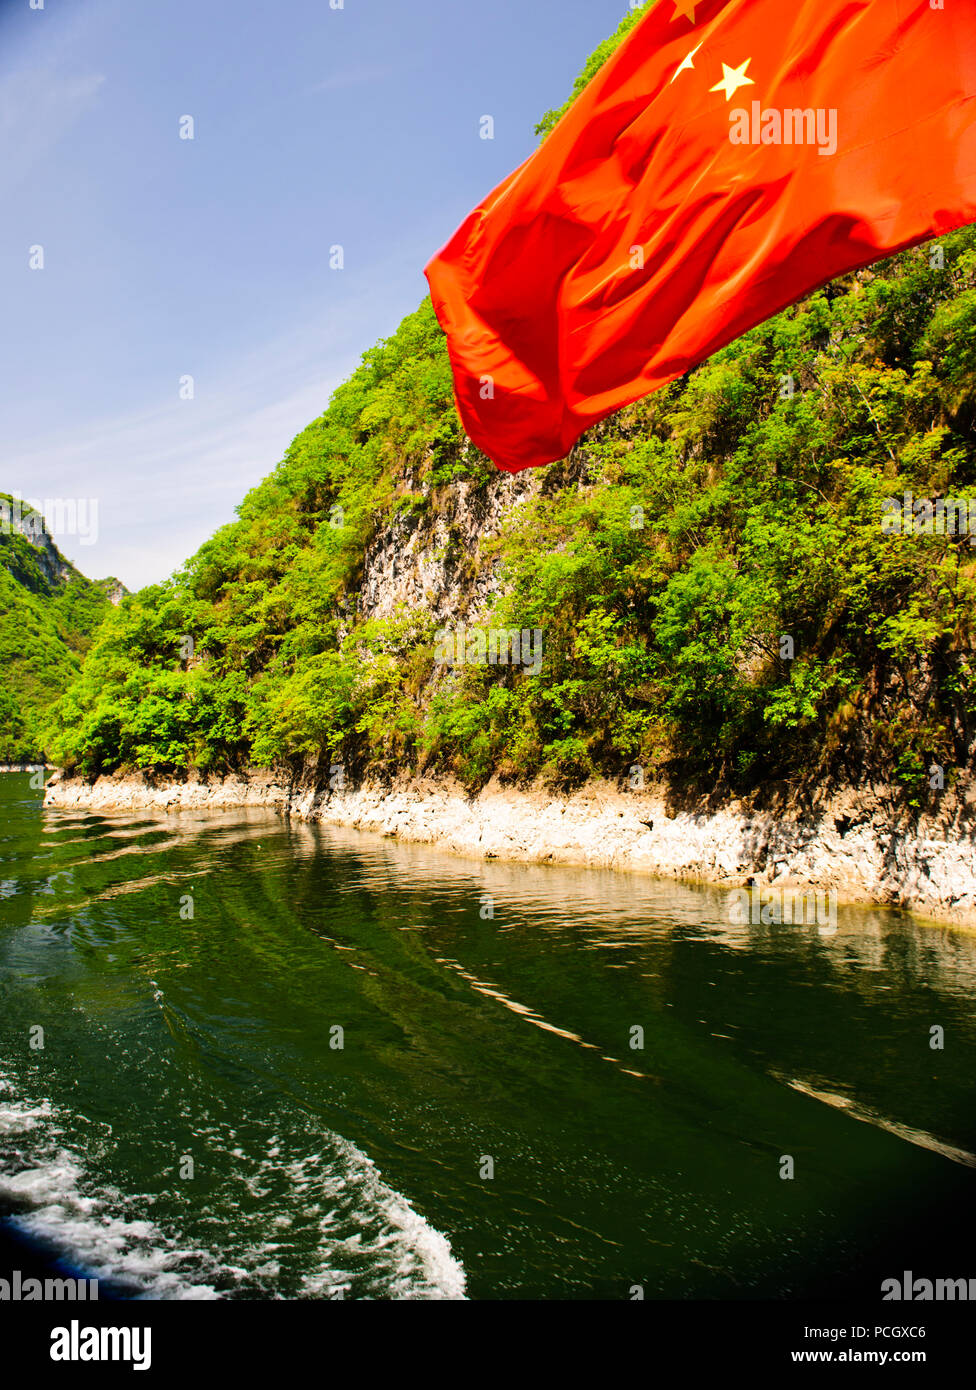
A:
44;9;976;808
0;498;118;762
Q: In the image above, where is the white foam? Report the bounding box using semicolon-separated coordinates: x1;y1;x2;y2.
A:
0;1069;466;1300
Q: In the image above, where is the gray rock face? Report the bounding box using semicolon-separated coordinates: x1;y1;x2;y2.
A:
357;471;535;624
354;449;595;627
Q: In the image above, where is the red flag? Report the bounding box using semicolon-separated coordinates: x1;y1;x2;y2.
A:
425;0;976;473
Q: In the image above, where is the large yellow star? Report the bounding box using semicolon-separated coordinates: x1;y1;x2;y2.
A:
670;42;703;84
671;0;699;21
709;59;755;102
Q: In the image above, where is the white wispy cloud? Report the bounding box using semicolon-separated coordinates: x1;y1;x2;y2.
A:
309;64;397;95
6;253;432;591
0;64;105;198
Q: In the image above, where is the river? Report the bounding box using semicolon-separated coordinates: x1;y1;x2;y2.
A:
2;772;975;1299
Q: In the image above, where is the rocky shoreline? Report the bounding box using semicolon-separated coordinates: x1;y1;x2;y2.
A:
42;769;976;930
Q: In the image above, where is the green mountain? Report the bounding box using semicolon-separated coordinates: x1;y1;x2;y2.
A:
0;496;123;763
46;10;976;810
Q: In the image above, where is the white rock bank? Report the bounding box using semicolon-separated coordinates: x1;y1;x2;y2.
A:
42;769;976;930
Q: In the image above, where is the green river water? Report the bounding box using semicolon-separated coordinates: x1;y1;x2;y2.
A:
1;772;975;1299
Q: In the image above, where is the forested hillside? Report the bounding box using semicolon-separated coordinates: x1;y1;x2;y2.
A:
45;8;976;811
0;497;120;762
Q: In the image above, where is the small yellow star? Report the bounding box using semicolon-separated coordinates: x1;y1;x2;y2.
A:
670;42;704;84
709;59;755;102
671;0;699;21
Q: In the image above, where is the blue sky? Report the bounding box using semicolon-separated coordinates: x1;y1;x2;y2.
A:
0;0;631;589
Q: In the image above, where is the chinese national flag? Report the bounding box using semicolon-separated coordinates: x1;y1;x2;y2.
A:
424;0;976;473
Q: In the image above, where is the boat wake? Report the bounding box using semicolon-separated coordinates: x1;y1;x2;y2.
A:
0;1071;466;1300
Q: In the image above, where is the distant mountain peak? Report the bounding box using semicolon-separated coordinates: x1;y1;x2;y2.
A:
0;491;127;761
0;492;78;593
0;492;126;599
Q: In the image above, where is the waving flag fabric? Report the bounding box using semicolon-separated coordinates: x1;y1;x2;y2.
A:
424;0;976;473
